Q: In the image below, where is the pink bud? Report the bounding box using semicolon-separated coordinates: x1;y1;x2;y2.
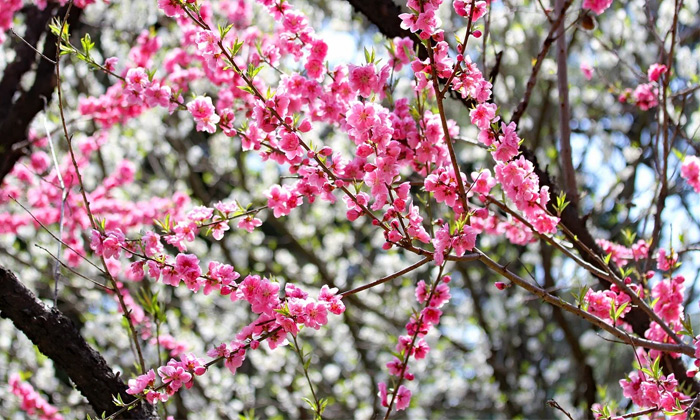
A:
298;119;312;132
474;207;489;218
472;30;482;38
495;282;507;290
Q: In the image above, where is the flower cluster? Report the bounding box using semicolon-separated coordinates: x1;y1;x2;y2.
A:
8;374;63;420
619;369;688;412
0;132;185;268
584;278;641;325
126;282;345;404
596;238;649;266
378;275;452;412
0;0;22;44
126;353;207;404
583;0;614;15
493;156;558;234
681;155;700;192
186;96;220;133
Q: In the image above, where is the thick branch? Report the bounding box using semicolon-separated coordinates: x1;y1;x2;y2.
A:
0;265;156;419
554;0;578;207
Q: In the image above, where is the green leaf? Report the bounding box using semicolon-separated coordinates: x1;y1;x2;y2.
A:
603;253;612;265
81;33;95;55
614;302;628;319
303;397;316;411
621;228;636;245
554;191;570;216
232;39;245;56
218;23;234;40
671;147;685;160
237;85;255;95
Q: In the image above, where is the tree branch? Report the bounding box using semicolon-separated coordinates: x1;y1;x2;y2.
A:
554;0;578;207
0;265;156;419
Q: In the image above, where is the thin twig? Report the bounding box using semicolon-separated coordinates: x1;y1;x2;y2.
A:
9;28;57;64
476;250;694;356
510;0;572;126
35;245;113;292
53;2;146;374
547;399;574;420
10;196;104;273
341;257;430;297
43;110;68;306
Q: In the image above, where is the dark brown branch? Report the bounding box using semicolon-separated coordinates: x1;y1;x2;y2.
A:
0;5;82;182
510;0;572;127
554;0;578;207
0;265;156;419
541;243;595;417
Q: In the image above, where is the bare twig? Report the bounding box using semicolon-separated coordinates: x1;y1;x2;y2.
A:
43;110;69;306
9;28;57;64
341;257;431;297
510;0;572;126
53;2;146;373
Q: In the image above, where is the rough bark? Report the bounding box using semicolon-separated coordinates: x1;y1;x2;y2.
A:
0;265;156;419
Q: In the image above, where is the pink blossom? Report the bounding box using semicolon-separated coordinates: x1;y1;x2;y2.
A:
127;369;156;395
451;225;477;256
582;0;613;15
101;229;126;259
647;63;668;82
580;62;594;80
471;169;496;195
9;373;64;420
631;239;649;261
302;302;328;329
633;83;658;110
238;215;263;232
395;385;412;411
656;248;677;271
187;96;220;133
378;382;389;407
470;103;498;130
175;253;203;292
429;282;451;308
453;0;488;20
348;64;379;98
158;361;193;392
651;275;685;323
681;155;700;192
